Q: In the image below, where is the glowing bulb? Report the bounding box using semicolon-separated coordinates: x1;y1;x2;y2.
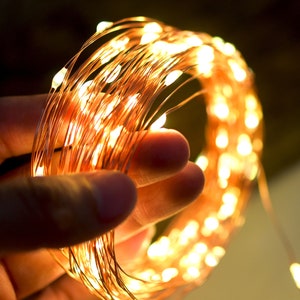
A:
245;111;260;129
204;216;219;231
78;80;93;111
141;32;160;44
215;128;229;148
182;220;199;239
161;268;179;282
185;35;203;47
141;22;162;45
108;126;123;148
290;263;300;289
147;236;170;259
205;253;219;267
223;42;236;56
104;64;122;83
35;165;45;176
228;59;247;82
237;134;253;156
195;154;209;171
125;94;139;111
96;21;113;33
52;67;67;89
197;45;214;76
144;22;163;33
165;70;183;86
185;266;200;280
150;113;167;130
245;94;258;110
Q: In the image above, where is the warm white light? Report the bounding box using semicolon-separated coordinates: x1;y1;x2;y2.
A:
150;113;167;130
104;64;122;83
141;23;162;44
194;242;208;254
165;70;183;86
245;94;258;110
290;263;300;289
141;32;160;44
245;111;260;129
91;144;103;167
185;35;203;47
161;268;179;282
211;95;230;120
215;128;229;148
237;134;253;156
184;266;200;280
78;80;93;111
228;59;247;82
35;165;45;176
152;41;188;55
197;45;214;76
195;154;209;171
144;22;163;33
52;67;68;89
96;21;113;33
223;43;236;56
32;17;265;299
125;94;139;110
204;216;219;231
182;220;199;239
108;126;123;148
147;236;170;260
205;253;219;267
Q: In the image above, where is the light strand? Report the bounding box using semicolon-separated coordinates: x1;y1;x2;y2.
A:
257;163;300;289
32;17;264;299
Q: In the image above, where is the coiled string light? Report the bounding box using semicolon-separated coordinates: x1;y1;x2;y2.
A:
31;17;297;299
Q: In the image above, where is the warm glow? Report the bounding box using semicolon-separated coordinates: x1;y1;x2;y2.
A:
141;22;162;44
245;111;260;129
147;236;171;260
237;134;253;156
228;59;247;82
215;128;229;148
52;67;67;90
197;45;214;76
211;96;230;120
150;113;167;130
204;216;220;231
161;268;179;282
165;70;183;86
35;165;45;176
195;154;209;171
32;17;264;299
104;64;122;83
290;263;300;289
96;21;113;33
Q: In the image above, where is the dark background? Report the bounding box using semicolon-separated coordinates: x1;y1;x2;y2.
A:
0;0;299;177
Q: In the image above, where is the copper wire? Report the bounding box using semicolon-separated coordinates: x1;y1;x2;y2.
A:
31;17;264;299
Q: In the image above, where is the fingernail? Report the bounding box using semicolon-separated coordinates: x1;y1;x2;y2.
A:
89;172;137;223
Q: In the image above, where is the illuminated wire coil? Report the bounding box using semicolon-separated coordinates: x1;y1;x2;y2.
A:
31;17;263;299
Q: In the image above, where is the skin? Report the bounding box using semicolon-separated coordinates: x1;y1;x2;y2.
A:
0;94;204;300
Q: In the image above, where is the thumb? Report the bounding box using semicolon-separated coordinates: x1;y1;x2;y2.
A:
0;171;136;252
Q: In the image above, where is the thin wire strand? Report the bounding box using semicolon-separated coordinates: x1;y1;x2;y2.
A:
257;163;297;264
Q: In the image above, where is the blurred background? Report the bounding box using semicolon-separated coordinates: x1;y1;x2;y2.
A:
0;0;299;299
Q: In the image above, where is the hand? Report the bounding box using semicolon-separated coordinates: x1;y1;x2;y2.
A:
0;94;204;299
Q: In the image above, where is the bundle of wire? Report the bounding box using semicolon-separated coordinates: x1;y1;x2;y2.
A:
31;17;264;299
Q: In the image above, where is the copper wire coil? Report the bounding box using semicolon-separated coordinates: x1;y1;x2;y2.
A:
31;17;263;299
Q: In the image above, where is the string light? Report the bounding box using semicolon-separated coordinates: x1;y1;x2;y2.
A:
31;17;297;299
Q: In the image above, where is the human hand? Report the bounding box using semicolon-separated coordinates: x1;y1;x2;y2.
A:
0;94;204;299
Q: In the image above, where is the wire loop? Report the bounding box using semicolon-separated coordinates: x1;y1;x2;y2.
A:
32;17;263;299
